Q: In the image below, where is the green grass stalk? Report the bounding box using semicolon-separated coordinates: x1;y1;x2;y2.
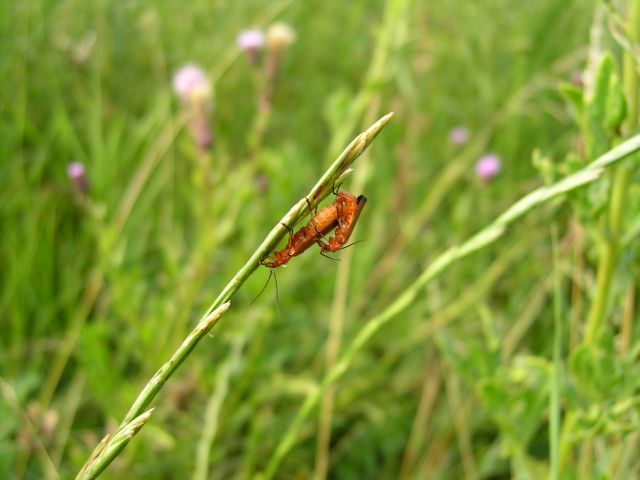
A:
193;348;234;480
315;0;410;473
193;328;250;480
550;227;562;480
583;176;628;344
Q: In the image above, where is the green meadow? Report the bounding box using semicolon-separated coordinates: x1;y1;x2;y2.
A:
3;0;640;478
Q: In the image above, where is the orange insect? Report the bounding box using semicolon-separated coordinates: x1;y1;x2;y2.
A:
260;191;367;268
317;193;367;253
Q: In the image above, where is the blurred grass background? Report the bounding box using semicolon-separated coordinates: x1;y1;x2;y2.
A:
3;0;639;478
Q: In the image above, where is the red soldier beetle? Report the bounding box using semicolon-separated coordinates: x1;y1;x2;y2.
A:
260;191;347;267
260;204;338;268
260;191;366;267
256;190;367;309
316;193;367;254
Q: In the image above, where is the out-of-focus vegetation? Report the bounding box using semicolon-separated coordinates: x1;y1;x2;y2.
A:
2;0;640;478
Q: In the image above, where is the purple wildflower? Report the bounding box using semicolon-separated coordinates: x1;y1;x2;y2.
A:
237;29;265;65
475;154;501;181
67;162;89;194
172;64;209;103
237;29;265;51
448;126;469;146
172;64;214;151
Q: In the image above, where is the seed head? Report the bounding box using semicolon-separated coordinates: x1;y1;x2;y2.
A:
266;22;296;50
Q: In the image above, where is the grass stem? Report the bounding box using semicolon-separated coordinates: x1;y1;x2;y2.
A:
550;227;562;480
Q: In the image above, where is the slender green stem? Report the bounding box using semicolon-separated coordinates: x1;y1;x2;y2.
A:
193;329;249;480
193;345;235;480
558;411;577;469
584;153;632;343
260;133;640;478
550;227;562;480
315;0;409;475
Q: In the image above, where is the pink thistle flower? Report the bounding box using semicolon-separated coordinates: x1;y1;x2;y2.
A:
237;29;265;51
67;162;89;194
172;64;209;103
237;29;265;65
172;64;214;150
475;154;501;181
448;126;469;146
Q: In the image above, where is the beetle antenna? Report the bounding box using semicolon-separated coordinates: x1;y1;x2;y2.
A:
319;251;340;261
251;268;274;305
251;268;282;314
273;269;281;314
338;239;366;251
